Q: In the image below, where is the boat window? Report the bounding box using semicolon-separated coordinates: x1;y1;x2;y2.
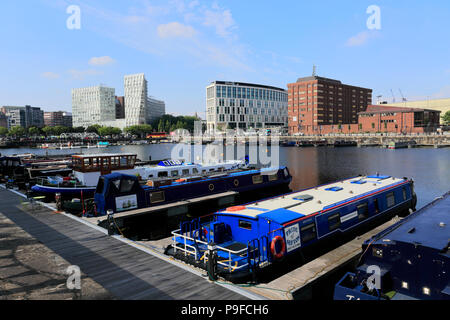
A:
171;170;179;177
252;175;264;184
119;178;135;193
193;168;199;174
374;198;380;213
182;169;190;176
239;220;252;230
357;202;369;220
301;223;317;243
209;168;215;172
386;192;395;208
158;171;168;178
402;188;407;201
218;167;225;172
112;179;121;191
268;173;278;181
328;213;341;231
96;178;105;194
150;191;165;204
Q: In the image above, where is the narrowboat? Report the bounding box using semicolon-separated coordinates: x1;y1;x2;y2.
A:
31;153;250;199
334;192;449;300
166;174;417;282
94;166;292;216
334;140;357;147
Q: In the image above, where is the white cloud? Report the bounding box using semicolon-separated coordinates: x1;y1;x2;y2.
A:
88;56;116;66
68;69;103;80
203;8;236;38
41;72;60;79
157;22;196;38
345;30;380;47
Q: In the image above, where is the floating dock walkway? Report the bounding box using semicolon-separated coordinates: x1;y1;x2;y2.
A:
0;187;263;300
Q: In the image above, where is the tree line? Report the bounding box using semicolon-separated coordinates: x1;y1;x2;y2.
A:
0;114;203;138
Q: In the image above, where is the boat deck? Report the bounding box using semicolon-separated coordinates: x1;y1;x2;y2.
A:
221;175;407;221
0;187;260;300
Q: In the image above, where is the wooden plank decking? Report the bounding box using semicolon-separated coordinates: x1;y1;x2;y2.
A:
0;187;253;300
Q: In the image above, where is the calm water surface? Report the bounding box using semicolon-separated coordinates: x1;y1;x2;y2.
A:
2;145;449;210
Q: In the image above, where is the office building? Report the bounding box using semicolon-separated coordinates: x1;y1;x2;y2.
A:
1;105;44;129
71;86;116;128
146;97;166;123
124;73;148;127
206;81;288;132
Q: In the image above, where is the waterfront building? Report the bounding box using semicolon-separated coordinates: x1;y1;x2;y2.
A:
0;113;7;128
298;105;441;135
287;76;372;135
146;96;166;123
71;74;165;130
62;112;73;128
124;73;148;127
115;96;125;119
71;86;116;128
206;81;288;132
44;111;73;128
380;98;450;124
358;105;441;134
1;105;44;129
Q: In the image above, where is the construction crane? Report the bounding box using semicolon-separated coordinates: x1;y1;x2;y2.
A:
390;89;396;103
398;89;407;102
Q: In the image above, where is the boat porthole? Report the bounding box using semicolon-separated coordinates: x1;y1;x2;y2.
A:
233;179;239;187
209;184;215;191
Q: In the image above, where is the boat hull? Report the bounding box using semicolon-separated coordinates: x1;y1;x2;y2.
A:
31;184;96;198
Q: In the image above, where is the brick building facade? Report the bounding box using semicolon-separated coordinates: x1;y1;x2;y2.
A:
287;76;372;135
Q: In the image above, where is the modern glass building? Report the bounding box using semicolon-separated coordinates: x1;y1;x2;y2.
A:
206;81;288;132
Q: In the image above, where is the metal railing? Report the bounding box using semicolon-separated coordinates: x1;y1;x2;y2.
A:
34;177;86;189
171;226;250;273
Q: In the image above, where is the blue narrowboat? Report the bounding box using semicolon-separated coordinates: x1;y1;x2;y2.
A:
166;174;417;282
94;166;292;216
334;191;449;300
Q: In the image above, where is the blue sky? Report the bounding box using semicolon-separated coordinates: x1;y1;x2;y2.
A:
1;0;449;118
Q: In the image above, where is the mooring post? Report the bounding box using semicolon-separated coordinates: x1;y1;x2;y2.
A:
207;242;218;281
107;209;115;236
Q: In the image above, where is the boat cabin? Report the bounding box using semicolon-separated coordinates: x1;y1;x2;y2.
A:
170;174;416;279
72;153;138;186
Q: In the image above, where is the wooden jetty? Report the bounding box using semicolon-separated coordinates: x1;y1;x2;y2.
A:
0;186;263;300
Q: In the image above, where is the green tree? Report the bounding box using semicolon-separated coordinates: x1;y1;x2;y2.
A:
28;126;41;136
8;126;26;137
42;126;55;136
0;127;8;136
86;124;101;134
442;110;450;125
98;126;122;137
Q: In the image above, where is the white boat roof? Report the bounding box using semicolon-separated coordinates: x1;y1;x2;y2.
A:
220;175;408;223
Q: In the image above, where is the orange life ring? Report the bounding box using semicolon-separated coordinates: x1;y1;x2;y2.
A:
270;236;286;259
176;178;186;183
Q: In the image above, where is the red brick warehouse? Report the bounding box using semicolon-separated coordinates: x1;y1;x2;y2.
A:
287;76;372;135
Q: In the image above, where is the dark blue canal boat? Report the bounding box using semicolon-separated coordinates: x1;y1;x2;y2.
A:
166;174;417;282
94;166;292;216
334;191;449;300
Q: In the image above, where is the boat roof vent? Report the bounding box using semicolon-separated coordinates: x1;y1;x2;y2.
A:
293;194;313;202
325;186;343;192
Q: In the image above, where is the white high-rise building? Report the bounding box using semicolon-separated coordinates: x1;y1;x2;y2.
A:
124;73;148;127
146;97;166;123
72;86;116;128
71;73;165;130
